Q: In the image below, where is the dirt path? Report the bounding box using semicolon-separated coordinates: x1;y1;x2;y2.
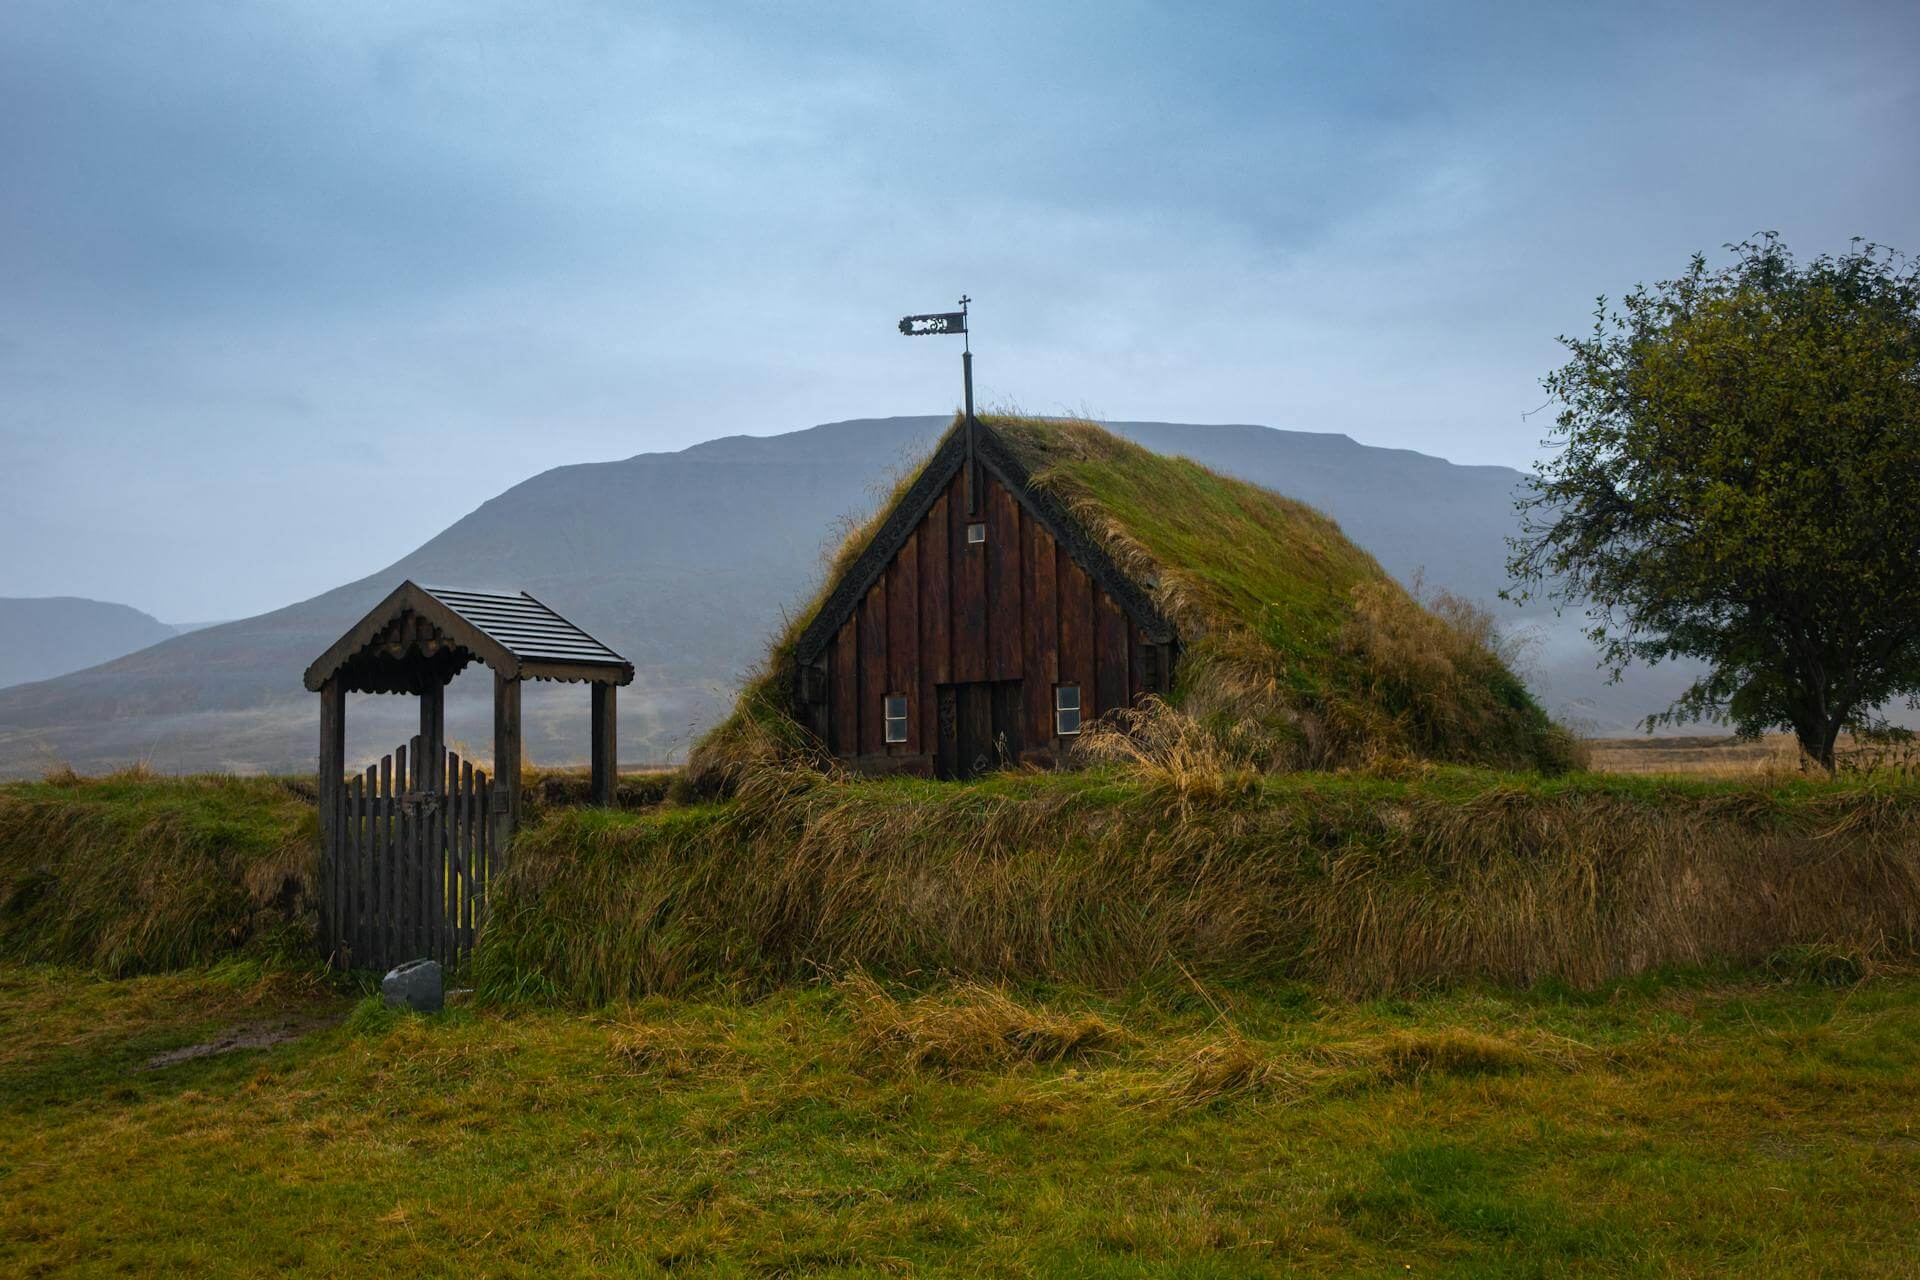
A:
141;1012;344;1071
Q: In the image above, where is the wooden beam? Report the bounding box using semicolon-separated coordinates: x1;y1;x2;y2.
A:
419;681;445;788
318;677;346;812
517;659;635;686
493;673;522;835
591;684;617;807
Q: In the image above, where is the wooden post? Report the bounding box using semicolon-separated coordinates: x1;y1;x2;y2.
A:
590;683;617;807
493;672;522;837
419;681;445;787
318;677;346;816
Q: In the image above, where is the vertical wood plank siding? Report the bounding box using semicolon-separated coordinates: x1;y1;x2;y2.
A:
920;493;951;748
985;480;1023;681
887;533;919;753
829;617;858;757
319;739;496;973
1058;550;1095;706
857;571;888;756
1095;593;1130;719
1020;508;1056;750
821;466;1155;772
951;478;988;683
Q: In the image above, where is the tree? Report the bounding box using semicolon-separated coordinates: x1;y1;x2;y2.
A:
1509;235;1920;770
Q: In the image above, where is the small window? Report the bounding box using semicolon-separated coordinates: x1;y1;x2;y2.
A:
966;522;986;545
1054;684;1082;736
883;693;909;744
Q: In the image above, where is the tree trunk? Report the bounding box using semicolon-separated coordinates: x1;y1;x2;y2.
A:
1794;717;1843;773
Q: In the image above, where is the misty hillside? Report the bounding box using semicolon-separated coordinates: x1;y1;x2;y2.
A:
0;417;1686;777
0;597;181;692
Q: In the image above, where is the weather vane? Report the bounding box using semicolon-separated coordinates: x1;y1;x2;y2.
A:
898;296;979;514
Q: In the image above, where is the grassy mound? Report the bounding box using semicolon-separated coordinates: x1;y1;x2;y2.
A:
470;765;1920;1004
0;770;316;972
9;766;1919;1005
688;415;1574;792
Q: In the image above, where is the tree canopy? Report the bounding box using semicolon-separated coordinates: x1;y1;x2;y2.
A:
1509;235;1920;768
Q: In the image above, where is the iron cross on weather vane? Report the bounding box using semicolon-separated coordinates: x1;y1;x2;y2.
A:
897;296;980;514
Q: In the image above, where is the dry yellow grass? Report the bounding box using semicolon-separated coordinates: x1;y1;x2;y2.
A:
841;972;1128;1074
1589;732;1920;778
474;764;1920;1004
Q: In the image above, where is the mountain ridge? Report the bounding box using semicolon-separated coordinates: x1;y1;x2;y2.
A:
0;597;182;693
0;416;1683;777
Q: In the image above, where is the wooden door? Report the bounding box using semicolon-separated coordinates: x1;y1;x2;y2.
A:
935;681;1024;780
990;680;1024;766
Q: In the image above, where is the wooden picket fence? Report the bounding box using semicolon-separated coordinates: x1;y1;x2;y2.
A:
321;736;504;973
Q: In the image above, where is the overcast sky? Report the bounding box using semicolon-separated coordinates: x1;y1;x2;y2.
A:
3;1;1915;620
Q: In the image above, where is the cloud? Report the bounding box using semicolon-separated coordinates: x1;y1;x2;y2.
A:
0;0;1914;617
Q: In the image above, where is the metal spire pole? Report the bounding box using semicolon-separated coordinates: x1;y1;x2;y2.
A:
960;296;976;516
896;297;975;509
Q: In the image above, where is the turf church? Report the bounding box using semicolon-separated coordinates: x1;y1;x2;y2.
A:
790;418;1177;779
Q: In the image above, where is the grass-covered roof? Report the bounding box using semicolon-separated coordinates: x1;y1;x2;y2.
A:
689;415;1574;786
991;417;1385;680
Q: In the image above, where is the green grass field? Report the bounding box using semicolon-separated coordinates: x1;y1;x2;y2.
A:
5;960;1918;1277
7;769;1920;1273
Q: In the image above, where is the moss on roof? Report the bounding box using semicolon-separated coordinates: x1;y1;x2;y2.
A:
992;418;1380;681
687;415;1575;787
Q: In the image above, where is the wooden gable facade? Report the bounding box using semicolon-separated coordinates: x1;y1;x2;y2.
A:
792;423;1177;779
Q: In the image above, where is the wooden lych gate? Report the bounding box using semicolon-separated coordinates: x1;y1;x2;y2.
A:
304;582;634;971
